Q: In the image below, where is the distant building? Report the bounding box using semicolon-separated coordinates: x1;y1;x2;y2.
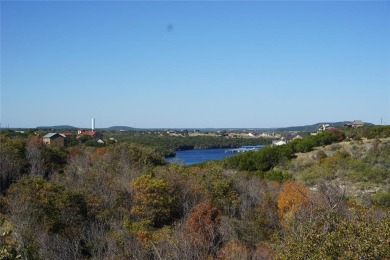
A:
318;124;330;132
60;132;73;137
293;132;309;140
77;129;103;139
272;132;310;146
261;132;276;138
281;133;296;143
352;120;364;128
78;129;99;136
83;130;97;137
344;120;364;128
42;133;65;147
272;140;287;146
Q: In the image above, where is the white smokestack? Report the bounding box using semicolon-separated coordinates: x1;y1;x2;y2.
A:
92;118;95;130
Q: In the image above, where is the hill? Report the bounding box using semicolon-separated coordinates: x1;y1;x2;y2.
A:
275;121;373;132
105;126;134;130
32;121;374;132
35;125;135;131
36;125;77;129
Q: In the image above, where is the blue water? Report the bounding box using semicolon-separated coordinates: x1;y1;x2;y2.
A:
166;148;236;165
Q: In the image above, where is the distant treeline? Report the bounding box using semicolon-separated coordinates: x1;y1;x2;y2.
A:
120;135;273;157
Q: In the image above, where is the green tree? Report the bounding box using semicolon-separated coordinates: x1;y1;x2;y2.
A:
110;143;165;169
0;136;26;192
7;176;88;235
130;174;175;228
6;176;89;258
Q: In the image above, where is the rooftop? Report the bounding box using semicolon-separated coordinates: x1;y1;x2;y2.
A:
43;133;59;138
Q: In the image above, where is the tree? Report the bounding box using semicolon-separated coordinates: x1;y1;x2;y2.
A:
26;142;46;176
0;136;25;193
6;176;88;259
130;174;175;228
277;181;310;226
183;202;222;258
0;146;22;193
110;143;165;169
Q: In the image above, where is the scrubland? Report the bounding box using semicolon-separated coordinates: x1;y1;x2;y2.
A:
0;127;389;259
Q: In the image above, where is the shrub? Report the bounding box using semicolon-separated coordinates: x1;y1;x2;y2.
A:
371;191;390;207
329;144;341;151
261;170;292;182
314;150;327;161
277;181;311;226
130;174;175;228
275;212;390;259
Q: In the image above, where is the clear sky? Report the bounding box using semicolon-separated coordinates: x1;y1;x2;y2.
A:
1;1;389;128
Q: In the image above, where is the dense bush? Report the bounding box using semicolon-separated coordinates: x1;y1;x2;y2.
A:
341;125;390;140
276;211;390;259
109;143;166;168
130;174;176;228
224;130;341;172
254;170;292;182
372;191;390;207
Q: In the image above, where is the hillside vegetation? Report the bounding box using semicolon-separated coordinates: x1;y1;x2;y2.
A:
0;126;389;259
286;137;390;204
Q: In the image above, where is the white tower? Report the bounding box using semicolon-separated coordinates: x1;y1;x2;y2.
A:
92;118;95;130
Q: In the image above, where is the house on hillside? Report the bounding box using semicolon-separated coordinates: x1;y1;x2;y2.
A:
43;133;65;147
352;120;364;128
60;132;73;137
344;120;364;128
83;130;97;137
318;124;330;132
272;132;310;146
77;129;103;140
272;140;287;146
294;132;310;140
281;133;296;143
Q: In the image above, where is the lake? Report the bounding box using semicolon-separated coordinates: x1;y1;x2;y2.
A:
165;148;237;166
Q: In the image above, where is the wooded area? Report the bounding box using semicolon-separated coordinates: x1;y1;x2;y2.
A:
0;126;389;259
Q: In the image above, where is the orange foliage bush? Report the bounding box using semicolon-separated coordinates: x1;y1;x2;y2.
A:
277;181;311;222
254;243;274;259
67;147;83;158
184;201;221;247
92;147;107;158
130;175;174;227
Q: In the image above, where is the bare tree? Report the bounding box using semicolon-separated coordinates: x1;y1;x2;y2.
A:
26;143;45;176
38;233;81;260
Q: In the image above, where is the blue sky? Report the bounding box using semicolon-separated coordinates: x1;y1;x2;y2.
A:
1;1;389;128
